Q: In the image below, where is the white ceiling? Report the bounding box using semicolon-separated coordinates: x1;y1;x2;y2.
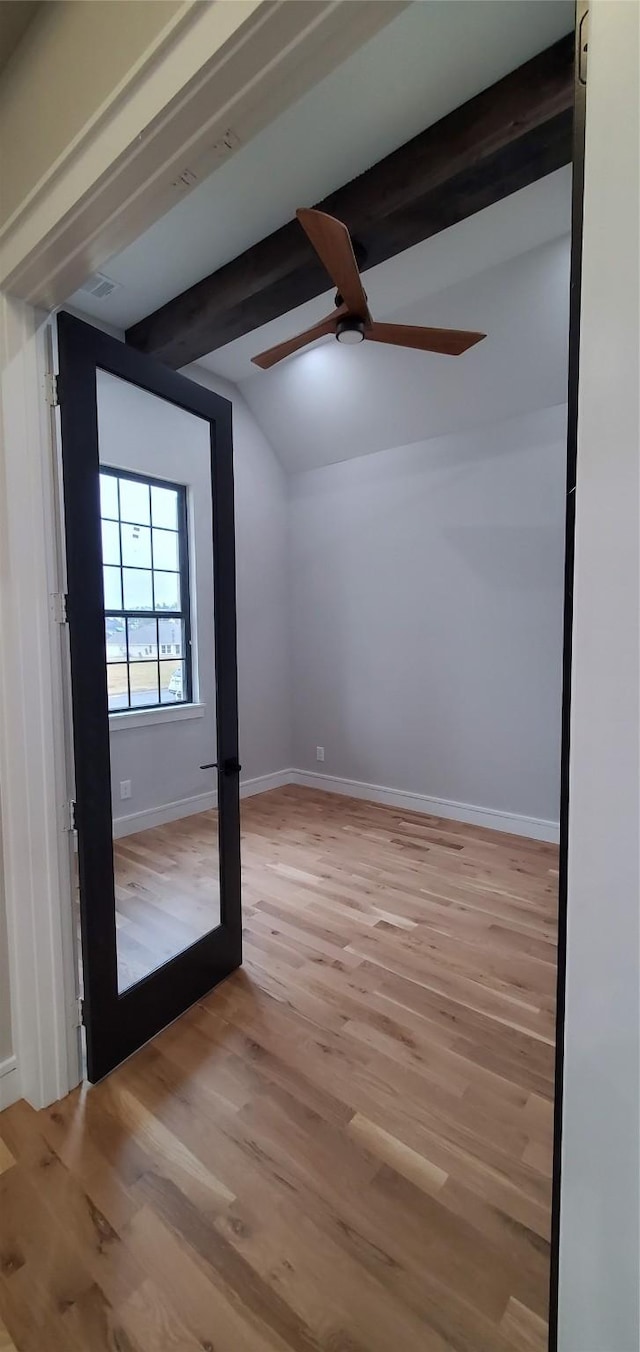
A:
67;0;574;332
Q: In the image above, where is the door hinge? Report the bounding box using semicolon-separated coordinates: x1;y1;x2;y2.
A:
50;591;68;624
62;800;77;832
578;8;589;86
72;995;84;1028
44;372;60;407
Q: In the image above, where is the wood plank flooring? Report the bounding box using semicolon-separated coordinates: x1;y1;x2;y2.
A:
0;786;558;1352
114;821;221;991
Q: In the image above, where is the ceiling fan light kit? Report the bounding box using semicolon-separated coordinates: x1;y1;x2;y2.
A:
251;208;486;370
336;316;365;344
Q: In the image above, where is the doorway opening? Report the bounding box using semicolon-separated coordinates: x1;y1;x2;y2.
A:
1;4;584;1350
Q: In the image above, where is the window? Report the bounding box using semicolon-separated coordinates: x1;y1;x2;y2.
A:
100;469;192;712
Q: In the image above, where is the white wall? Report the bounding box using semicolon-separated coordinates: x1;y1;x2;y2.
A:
558;2;640;1349
82;351;567;841
187;366;291;786
0;827;11;1062
99;364;290;832
97;370;217;828
290;404;566;834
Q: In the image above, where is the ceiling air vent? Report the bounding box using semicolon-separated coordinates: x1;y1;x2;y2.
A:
79;272;121;300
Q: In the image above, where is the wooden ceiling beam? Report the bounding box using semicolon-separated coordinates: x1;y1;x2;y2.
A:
126;34;574;369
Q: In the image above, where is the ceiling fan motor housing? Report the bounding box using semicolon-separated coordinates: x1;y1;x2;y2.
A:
251;209;485;367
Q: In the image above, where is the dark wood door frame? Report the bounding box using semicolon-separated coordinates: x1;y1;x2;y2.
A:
57;311;242;1083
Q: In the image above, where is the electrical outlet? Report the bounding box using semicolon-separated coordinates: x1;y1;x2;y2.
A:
316;746;325;763
120;780;132;800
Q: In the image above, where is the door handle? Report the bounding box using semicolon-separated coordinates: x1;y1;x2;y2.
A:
199;759;241;774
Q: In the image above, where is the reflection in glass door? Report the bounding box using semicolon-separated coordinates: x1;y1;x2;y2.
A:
58;312;241;1082
95;368;223;994
101;470;193;713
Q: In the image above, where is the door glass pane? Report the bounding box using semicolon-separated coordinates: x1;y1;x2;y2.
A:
96;369;219;994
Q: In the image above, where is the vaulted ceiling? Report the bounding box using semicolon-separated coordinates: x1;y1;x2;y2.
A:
67;0;573;334
67;0;573;472
229;226;571;472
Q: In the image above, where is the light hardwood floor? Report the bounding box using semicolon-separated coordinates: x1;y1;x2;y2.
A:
0;786;558;1352
114;819;221;991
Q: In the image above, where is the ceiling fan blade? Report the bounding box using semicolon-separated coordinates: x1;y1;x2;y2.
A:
297;208;371;322
251;312;339;369
366;322;486;356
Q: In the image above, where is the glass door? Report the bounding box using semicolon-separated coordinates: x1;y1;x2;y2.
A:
57;311;241;1082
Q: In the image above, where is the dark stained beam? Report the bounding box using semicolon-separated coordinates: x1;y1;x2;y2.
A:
126;34;574;369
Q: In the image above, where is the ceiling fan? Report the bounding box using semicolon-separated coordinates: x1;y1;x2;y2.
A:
251;208;486;370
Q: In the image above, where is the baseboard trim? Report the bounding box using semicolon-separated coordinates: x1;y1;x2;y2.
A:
290;769;560;843
112;770;293;838
113;790;217;838
111;768;559;844
0;1055;21;1111
240;769;293;800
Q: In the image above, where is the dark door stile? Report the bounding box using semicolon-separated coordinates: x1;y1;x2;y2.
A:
57;311;241;1082
548;5;587;1349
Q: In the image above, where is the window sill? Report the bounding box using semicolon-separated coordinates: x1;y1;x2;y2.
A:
109;702;206;733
